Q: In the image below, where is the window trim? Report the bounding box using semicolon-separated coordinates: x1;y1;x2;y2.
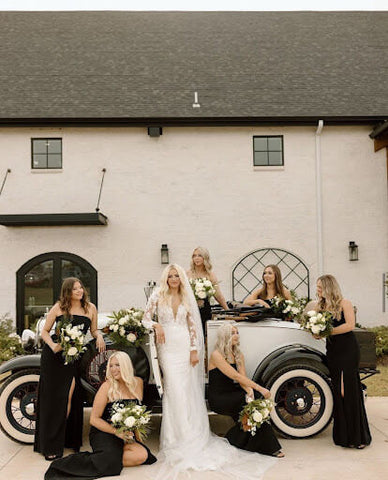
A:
31;137;63;170
253;135;284;167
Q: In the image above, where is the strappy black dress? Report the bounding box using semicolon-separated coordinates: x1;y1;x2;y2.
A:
34;315;91;457
326;313;371;447
208;365;281;456
45;399;156;479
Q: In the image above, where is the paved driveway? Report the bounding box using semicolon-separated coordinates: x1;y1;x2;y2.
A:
1;397;387;480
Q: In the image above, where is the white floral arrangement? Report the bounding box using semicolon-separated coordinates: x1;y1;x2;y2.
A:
272;293;308;321
189;278;216;302
239;398;274;436
104;308;147;347
111;401;151;442
57;323;87;365
300;310;333;338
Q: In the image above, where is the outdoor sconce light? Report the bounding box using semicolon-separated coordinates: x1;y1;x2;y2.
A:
161;244;169;264
348;241;359;261
148;126;163;137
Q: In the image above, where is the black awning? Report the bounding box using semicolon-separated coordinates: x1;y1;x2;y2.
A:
0;212;108;226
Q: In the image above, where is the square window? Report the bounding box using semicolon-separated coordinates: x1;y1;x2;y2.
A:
31;138;62;169
253;136;283;167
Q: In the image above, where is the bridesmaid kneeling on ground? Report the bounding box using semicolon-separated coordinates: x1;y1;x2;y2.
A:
311;274;371;449
208;323;284;458
45;352;156;480
243;265;291;308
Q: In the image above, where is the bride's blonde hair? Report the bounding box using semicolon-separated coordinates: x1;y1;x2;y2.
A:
190;246;213;276
214;323;242;366
106;352;139;402
317;274;343;319
159;264;191;311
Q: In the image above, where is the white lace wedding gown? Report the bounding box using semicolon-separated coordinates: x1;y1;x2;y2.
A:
143;289;277;480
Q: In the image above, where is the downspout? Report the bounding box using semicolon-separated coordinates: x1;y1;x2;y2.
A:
315;120;324;276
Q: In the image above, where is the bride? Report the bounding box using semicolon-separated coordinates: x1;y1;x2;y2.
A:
142;264;277;479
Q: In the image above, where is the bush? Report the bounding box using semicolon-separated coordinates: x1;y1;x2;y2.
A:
0;313;24;363
366;325;388;358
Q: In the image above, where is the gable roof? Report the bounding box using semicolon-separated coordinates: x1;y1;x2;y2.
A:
0;11;387;125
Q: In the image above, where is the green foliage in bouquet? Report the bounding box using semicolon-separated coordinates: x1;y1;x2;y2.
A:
56;317;87;364
0;313;24;363
111;401;151;442
105;308;147;347
271;291;308;322
239;398;274;436
300;310;333;338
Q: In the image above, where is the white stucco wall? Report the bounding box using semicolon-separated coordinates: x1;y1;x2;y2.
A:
0;125;387;327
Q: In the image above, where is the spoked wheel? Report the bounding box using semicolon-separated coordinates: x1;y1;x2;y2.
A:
267;364;333;438
0;369;39;444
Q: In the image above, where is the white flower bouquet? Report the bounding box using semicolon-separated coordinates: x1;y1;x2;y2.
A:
111;401;151;442
56;322;87;365
272;294;308;322
300;310;333;338
189;278;216;302
239;398;274;436
104;308;147;347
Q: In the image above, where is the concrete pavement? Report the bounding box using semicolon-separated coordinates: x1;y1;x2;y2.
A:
1;397;387;480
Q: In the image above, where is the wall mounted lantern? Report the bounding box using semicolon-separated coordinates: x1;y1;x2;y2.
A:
348;241;359;261
161;244;169;264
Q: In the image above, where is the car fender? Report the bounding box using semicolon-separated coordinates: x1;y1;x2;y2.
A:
253;345;329;385
0;354;41;376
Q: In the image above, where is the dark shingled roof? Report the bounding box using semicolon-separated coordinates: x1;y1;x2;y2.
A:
0;11;387;125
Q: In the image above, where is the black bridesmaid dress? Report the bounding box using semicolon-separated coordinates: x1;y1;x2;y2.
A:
45;399;157;479
199;298;212;334
326;313;371;448
208;365;281;456
34;315;91;458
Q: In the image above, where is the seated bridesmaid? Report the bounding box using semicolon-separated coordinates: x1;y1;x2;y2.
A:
45;352;156;480
208;323;284;457
243;264;291;307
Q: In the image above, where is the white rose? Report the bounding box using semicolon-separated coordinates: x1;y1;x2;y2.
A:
204;280;212;287
118;318;125;325
309;317;317;324
252;411;263;423
111;413;122;423
283;306;291;313
67;346;78;356
307;310;317;317
139;417;148;424
113;324;119;332
311;325;321;335
64;336;70;342
119;327;125;337
197;291;207;299
70;334;76;340
127;333;137;342
261;408;270;418
291;307;299;315
316;313;323;320
124;416;136;428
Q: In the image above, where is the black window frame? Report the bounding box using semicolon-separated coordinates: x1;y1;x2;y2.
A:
253;135;284;167
31;137;63;169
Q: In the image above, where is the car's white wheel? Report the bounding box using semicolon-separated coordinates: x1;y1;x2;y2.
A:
0;370;39;444
267;364;333;438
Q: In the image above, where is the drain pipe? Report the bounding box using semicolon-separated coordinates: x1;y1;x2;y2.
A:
315;120;324;276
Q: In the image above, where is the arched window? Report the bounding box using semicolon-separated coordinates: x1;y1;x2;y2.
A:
232;248;310;301
16;252;97;334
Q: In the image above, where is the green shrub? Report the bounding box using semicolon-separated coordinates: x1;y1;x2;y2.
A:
0;313;24;363
367;325;388;358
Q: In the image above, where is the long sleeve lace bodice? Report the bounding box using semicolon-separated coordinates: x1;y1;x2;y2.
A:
142;290;197;351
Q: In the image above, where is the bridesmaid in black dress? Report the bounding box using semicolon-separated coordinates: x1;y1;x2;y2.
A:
208;323;284;457
45;351;156;479
187;246;229;333
243;264;291;308
313;274;371;449
34;277;106;460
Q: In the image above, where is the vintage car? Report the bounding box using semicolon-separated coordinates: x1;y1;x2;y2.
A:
0;311;377;445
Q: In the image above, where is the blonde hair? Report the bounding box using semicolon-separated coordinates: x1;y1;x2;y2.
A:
159;264;191;311
190;247;213;276
106;352;138;402
317;274;343;320
214;323;242;366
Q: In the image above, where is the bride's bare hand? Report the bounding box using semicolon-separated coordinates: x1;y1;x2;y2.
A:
153;324;165;344
190;350;199;367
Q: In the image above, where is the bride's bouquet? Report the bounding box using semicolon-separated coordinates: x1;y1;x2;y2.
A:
239;398;274;436
56;321;87;365
189;278;216;302
300;310;333;338
104;308;147;347
111;401;151;442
